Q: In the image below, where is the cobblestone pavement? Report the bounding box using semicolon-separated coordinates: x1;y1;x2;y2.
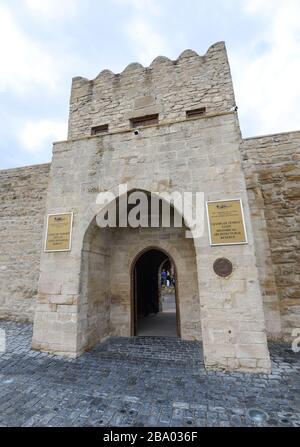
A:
0;321;299;427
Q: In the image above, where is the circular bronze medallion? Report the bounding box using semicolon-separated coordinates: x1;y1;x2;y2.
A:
213;258;233;277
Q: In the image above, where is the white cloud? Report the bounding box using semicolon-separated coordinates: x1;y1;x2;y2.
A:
118;0;171;65
0;5;61;95
126;19;171;65
25;0;79;20
114;0;162;16
19;119;67;153
232;0;300;136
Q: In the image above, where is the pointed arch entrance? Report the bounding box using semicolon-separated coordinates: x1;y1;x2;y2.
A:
131;247;180;337
75;188;202;351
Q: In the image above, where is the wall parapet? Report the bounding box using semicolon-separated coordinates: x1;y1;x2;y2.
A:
68;42;236;140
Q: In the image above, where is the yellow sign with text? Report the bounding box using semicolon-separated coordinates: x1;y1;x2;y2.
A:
44;213;73;252
207;199;247;245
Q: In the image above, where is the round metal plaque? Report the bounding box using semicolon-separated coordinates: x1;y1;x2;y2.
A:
213;258;233;278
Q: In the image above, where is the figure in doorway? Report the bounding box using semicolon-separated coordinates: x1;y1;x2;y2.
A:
166;271;171;288
161;269;167;287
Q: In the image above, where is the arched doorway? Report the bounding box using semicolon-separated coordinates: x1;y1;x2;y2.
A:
77;189;201;350
132;248;180;337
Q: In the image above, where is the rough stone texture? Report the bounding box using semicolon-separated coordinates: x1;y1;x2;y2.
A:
1;321;300;428
242;131;300;341
68;42;236;139
110;226;200;340
33;108;271;372
80;221;201;349
0;164;50;322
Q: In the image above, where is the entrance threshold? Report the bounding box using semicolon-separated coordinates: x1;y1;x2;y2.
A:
137;312;177;337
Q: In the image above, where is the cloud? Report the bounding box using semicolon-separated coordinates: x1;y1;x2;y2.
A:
243;0;289;16
119;0;171;65
232;0;300;136
24;0;80;21
0;5;61;95
114;0;162;16
19;119;67;153
125;19;171;65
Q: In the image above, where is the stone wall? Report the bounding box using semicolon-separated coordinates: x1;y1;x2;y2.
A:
108;225;201;341
68;41;236;139
0;164;50;322
33;108;271;372
79;221;201;350
80;218;111;350
242;131;300;340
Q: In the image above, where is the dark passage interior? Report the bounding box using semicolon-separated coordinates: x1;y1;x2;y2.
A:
133;249;178;337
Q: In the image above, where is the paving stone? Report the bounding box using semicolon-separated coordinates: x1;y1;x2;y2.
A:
0;321;299;427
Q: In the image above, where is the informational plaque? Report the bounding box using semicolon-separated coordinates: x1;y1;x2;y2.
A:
206;199;248;246
44;213;73;252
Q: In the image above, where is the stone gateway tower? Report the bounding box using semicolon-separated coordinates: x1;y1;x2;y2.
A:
1;42;299;373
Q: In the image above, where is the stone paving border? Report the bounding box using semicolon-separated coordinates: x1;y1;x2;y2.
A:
0;321;299;427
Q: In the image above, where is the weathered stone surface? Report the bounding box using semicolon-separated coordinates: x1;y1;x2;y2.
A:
68;42;235;140
1;322;300;428
242;131;300;341
32;104;271;372
0;164;50;322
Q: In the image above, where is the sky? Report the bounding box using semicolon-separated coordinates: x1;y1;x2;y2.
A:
0;0;300;169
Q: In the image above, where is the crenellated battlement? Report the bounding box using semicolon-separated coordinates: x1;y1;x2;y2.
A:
72;44;220;84
68;42;236;139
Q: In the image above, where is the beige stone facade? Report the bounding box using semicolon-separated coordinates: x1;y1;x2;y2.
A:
0;164;50;321
0;42;299;373
242;131;300;341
